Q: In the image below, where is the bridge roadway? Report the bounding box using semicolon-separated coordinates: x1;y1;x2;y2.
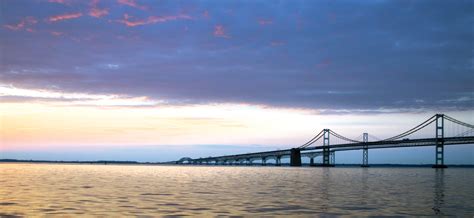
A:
177;136;474;167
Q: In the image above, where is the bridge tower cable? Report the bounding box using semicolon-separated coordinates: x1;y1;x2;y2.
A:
362;133;369;167
434;114;446;168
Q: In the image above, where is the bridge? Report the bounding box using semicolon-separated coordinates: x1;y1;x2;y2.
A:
174;114;474;168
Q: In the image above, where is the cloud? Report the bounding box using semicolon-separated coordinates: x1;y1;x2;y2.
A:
3;17;37;32
316;59;331;69
1;0;473;112
258;19;273;25
50;31;65;37
117;0;147;10
89;0;109;18
48;12;83;22
116;14;192;27
48;0;70;5
214;25;230;38
270;41;285;46
203;10;210;18
0;85;160;106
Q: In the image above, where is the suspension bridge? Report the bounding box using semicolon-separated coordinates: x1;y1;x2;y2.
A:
174;114;474;168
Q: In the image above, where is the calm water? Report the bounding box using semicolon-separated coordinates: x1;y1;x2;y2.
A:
1;164;473;216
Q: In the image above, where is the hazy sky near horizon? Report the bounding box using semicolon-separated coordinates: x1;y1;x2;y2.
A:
0;0;473;163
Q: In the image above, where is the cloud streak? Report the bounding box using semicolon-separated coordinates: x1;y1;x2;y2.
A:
214;25;230;38
116;14;192;27
48;12;83;22
258;19;273;25
117;0;148;10
89;0;109;18
3;17;37;32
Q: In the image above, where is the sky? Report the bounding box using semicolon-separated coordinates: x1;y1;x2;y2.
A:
0;0;473;163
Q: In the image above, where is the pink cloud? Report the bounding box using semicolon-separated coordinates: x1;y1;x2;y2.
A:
214;25;230;38
51;31;65;36
48;12;83;22
3;17;38;31
117;0;147;10
48;0;70;4
316;59;332;68
258;19;273;25
203;10;210;18
89;0;109;18
116;14;192;27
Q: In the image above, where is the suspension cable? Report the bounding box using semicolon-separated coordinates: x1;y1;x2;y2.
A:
298;130;324;148
329;130;361;143
445;115;474;129
369;134;384;141
382;115;437;141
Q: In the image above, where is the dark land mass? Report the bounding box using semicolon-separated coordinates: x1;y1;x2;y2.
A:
1;159;473;168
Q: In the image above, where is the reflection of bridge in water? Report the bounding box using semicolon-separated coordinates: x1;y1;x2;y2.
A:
175;114;474;168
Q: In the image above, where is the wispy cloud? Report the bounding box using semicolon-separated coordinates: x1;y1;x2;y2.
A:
258;18;273;25
48;12;83;22
117;0;147;10
316;58;331;69
89;0;109;18
0;85;160;107
50;31;65;37
116;14;192;27
270;41;285;46
3;17;37;32
214;25;230;38
203;10;210;18
48;0;70;5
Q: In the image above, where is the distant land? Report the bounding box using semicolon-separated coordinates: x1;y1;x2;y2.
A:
1;159;473;168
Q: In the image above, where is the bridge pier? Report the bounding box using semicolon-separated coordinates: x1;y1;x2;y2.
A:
330;151;335;165
276;156;281;166
433;114;447;168
262;157;266;166
290;148;302;167
310;157;314;166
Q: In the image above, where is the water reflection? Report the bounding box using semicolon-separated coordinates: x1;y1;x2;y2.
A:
320;168;330;213
432;169;445;215
0;164;473;216
360;168;369;206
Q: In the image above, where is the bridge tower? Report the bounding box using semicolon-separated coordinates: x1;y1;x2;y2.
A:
433;114;447;168
362;133;369;167
322;129;334;166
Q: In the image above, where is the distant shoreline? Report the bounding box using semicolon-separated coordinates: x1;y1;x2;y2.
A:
1;159;473;168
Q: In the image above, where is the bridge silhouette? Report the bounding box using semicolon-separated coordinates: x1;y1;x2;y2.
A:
175;114;474;168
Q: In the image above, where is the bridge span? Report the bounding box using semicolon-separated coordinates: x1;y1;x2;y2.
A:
175;114;474;168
